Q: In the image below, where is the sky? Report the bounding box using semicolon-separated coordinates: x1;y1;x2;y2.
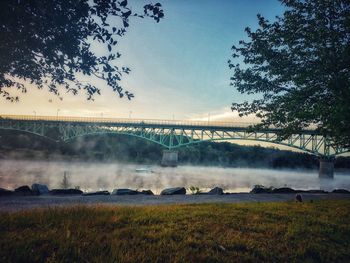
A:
0;0;285;122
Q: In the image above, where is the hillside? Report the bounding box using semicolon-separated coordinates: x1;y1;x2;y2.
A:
0;130;349;169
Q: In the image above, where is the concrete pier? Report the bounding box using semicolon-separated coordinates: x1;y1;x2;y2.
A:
161;150;178;167
319;159;334;178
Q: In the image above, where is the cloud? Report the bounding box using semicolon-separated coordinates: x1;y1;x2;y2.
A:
187;106;259;123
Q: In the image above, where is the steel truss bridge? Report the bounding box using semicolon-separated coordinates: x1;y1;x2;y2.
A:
0;115;349;158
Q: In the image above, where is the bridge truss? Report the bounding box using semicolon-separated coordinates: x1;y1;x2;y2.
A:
0;115;349;158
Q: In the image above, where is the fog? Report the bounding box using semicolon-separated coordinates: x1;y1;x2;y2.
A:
1;160;350;194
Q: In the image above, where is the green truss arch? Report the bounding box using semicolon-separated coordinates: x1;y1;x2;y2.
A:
0;115;349;158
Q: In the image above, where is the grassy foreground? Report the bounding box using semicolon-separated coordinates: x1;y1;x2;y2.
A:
1;200;350;263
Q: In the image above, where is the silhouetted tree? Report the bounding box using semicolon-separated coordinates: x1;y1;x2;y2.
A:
0;0;164;101
229;0;350;148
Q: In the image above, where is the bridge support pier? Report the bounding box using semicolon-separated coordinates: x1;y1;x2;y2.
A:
161;150;178;167
319;158;334;179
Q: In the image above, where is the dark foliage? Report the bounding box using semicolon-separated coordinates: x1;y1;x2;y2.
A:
229;0;350;148
1;130;349;169
0;0;164;101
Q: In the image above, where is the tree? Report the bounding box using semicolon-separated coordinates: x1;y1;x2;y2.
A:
228;0;350;148
0;0;164;102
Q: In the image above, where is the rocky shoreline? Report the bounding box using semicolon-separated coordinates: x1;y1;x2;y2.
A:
1;183;350;197
1;184;350;212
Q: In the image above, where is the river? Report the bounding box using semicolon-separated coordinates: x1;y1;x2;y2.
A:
0;160;349;194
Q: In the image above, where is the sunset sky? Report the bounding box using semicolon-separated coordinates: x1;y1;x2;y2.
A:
0;0;284;122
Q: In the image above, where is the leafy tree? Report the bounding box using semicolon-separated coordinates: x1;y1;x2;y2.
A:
0;0;164;101
228;0;350;147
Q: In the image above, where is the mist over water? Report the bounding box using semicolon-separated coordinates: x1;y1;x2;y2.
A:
1;160;350;194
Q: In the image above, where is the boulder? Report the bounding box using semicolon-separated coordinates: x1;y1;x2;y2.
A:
0;188;13;196
14;185;38;196
31;184;49;195
160;187;186;195
208;187;224;195
250;185;272;194
50;189;83;195
271;187;296;194
112;189;139;195
332;189;350;194
141;190;154;195
82;191;110;196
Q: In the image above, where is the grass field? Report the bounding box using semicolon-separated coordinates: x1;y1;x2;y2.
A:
1;200;350;263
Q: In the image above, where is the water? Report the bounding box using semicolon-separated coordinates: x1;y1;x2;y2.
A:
0;160;350;194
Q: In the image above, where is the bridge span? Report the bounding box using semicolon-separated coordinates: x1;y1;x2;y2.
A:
0;115;349;178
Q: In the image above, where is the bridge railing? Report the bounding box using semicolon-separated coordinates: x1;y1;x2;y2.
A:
0;114;317;130
0;114;258;128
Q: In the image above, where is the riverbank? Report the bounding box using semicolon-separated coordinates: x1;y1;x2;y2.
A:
1;199;350;262
1;193;350;212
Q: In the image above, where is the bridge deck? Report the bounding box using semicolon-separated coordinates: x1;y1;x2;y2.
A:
0;114;317;133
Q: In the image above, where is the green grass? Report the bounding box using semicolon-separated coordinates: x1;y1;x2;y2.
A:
1;200;350;263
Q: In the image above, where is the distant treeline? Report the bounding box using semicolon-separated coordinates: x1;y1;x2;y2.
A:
0;130;349;169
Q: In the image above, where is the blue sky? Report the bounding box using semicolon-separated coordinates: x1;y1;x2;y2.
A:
1;0;285;121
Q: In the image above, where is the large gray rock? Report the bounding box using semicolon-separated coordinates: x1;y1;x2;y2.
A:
332;189;350;194
141;190;154;195
250;185;273;194
31;184;49;195
14;185;38;196
83;191;110;196
50;189;83;195
112;189;139;195
271;187;295;194
0;188;13;196
208;187;224;195
160;187;186;195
